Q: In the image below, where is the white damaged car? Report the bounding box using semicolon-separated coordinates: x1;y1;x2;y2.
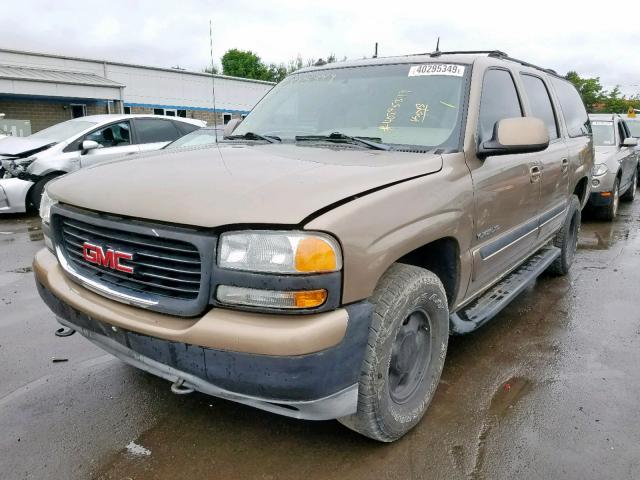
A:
0;114;204;213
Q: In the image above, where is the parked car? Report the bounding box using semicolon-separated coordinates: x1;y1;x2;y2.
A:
0;114;205;213
588;114;638;220
164;126;223;149
34;51;593;442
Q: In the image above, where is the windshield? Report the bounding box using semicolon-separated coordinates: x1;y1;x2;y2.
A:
234;63;469;149
166;129;219;149
591;121;615;146
29;119;97;142
625;119;640;138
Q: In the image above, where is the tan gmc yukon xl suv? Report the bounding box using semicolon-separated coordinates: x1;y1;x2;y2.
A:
34;51;593;442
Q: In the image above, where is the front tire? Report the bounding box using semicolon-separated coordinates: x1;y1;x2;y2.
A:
27;174;60;212
338;264;449;442
599;177;620;221
547;195;580;276
621;170;637;202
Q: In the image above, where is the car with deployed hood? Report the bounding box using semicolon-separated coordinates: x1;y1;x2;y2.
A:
0;114;205;214
34;50;592;442
588;113;638;220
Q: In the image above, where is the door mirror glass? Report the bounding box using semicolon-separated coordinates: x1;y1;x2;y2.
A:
478;117;549;159
623;137;638;147
81;140;100;153
224;118;242;137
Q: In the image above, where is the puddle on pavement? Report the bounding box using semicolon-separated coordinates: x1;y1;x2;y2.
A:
578;210;640;251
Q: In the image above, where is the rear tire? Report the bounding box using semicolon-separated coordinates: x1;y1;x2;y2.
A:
27;174;60;212
621;170;637;202
547;195;580;276
598;177;620;221
338;264;449;442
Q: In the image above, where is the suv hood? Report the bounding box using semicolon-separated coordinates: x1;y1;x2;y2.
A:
0;136;56;158
48;143;443;227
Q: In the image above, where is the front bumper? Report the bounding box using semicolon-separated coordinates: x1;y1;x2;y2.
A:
0;178;33;213
34;248;373;420
588;191;613;207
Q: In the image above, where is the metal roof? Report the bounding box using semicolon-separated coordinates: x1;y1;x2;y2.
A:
0;48;275;86
0;64;123;88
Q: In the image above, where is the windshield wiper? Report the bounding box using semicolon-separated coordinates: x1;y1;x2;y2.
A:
295;132;391;150
226;132;281;143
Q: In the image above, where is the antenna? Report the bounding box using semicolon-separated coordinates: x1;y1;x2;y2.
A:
373;42;378;58
435;37;441;54
209;19;219;141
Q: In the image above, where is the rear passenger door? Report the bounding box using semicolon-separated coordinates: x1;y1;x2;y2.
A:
519;74;569;240
549;77;593;209
133;118;184;152
467;68;541;297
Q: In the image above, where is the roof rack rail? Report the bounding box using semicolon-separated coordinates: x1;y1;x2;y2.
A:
428;50;509;58
423;50;559;77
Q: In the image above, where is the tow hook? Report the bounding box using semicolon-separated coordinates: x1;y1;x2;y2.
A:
170;378;195;395
55;326;76;337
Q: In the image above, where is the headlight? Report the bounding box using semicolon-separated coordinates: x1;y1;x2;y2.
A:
218;230;342;274
39;190;57;224
592;164;608;176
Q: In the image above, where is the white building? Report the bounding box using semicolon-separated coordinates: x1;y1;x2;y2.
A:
0;48;274;133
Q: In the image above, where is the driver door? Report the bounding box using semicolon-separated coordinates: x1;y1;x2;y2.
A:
80;121;140;168
466;68;541;298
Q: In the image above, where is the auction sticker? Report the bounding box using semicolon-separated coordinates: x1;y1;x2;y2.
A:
591;121;612;126
408;64;465;77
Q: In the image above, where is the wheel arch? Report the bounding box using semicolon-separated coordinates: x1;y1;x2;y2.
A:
394;236;461;308
573;176;589;208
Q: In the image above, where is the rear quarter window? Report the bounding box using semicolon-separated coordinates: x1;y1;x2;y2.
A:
550;78;591;138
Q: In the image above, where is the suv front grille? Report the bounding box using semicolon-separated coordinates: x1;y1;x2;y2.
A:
51;205;216;316
60;217;202;299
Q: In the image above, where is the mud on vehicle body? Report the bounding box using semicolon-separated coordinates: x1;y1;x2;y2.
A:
34;50;593;441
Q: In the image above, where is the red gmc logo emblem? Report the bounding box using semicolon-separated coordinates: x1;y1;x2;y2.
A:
82;242;134;274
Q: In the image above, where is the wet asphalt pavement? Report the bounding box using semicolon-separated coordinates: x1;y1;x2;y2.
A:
1;204;640;480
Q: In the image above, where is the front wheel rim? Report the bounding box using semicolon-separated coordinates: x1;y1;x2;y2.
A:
388;309;433;404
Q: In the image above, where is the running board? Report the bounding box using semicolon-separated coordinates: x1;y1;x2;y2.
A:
450;246;561;334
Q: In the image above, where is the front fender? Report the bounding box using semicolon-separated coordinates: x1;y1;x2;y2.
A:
305;154;474;305
28;157;77;177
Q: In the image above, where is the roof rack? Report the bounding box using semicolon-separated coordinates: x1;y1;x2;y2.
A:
420;50;559;77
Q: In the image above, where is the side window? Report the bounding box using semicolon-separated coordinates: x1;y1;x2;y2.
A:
550;77;590;137
135;119;182;144
479;69;523;142
520;74;559;140
174;121;199;136
85;122;131;148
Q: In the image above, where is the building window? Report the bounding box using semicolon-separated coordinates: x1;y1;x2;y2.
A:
70;104;87;118
164;109;177;117
223;113;232;125
241;114;247;119
153;108;164;115
123;106;131;114
177;110;187;118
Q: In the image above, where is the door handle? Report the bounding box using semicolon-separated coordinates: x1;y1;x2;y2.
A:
530;165;542;183
561;158;569;174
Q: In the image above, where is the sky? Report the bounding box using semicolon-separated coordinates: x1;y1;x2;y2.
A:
2;0;639;95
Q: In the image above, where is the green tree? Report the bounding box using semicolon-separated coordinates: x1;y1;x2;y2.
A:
203;65;219;75
603;86;628;113
565;71;605;112
221;49;271;81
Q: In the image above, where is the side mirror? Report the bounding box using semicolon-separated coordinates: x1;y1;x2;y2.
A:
623;137;638;147
477;117;550;159
223;118;243;137
81;140;100;154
